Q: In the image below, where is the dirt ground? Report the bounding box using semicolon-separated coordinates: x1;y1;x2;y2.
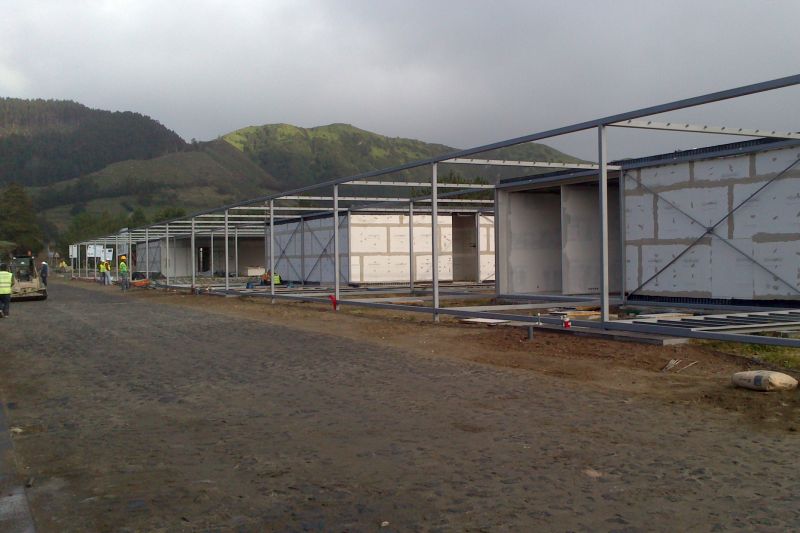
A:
0;278;798;531
137;282;800;430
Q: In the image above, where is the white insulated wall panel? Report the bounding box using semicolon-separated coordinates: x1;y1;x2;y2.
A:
656;187;729;239
354;214;402;225
625;193;654;241
732;176;800;238
350;226;388;254
479;215;495;281
348;213;480;284
752;240;800;297
414;254;453;281
439;227;453;253
694;155;750;182
710;239;755;299
623;170;639;190
412;226;433;251
389;227;409;253
639;244;711;296
640;162;691;188
625;244;639;291
756;147;800;175
479;255;495;282
361;256;412;283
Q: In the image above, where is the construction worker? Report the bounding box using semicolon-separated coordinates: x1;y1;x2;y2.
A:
0;263;14;318
40;261;48;286
99;259;107;285
272;270;281;285
119;255;130;291
104;260;112;285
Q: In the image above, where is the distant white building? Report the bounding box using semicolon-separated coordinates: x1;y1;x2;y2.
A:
140;211;495;284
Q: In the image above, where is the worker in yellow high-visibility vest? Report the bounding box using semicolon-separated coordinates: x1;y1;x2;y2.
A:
0;263;14;318
99;260;107;285
119;256;130;291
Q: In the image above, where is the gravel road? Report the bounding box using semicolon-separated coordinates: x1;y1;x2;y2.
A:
0;280;798;531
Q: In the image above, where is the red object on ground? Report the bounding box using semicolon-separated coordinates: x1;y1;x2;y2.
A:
328;294;338;311
562;316;571;329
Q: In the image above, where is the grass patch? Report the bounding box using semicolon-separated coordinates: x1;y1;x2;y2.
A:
701;340;800;370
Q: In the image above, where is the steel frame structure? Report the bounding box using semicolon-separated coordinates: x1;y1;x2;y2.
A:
71;74;800;346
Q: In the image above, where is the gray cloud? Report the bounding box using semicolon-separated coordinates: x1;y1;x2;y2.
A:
2;0;799;160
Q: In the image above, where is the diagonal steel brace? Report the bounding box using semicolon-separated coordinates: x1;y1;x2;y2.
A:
628;155;800;296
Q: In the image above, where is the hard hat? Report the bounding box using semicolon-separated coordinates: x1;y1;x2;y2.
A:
41;261;47;264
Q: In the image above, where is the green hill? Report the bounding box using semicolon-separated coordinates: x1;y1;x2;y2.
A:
31;141;282;231
223;123;582;188
0;98;186;186
0;98;584;252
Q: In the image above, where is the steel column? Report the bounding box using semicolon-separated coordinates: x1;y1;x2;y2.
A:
409;201;415;291
431;163;440;321
234;226;239;277
224;210;229;291
191;217;196;289
598;125;609;323
494;189;500;296
333;184;340;309
128;231;132;274
300;217;305;285
264;215;269;280
474;212;481;282
619;170;627;304
269;200;275;299
145;228;149;280
115;235;119;279
165;223;170;287
210;231;214;278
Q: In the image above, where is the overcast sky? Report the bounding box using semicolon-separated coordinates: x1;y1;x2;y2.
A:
2;0;799;160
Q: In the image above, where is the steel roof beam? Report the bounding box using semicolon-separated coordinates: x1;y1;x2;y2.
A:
344;181;494;189
443;158;621;170
611;119;800;139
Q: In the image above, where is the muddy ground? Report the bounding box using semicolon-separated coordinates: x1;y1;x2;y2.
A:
0;278;798;531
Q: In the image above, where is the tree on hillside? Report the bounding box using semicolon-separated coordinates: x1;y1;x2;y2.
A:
0;98;186;187
129;208;148;229
152;207;186;223
57;210;129;258
0;183;44;254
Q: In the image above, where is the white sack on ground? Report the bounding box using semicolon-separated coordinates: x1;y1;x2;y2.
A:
732;370;798;391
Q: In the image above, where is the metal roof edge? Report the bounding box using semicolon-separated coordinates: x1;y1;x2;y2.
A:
497;137;800;189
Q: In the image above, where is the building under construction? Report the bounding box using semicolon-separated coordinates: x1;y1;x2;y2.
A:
71;74;800;347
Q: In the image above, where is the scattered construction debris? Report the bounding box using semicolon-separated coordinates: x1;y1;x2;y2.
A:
661;359;699;373
732;370;798;392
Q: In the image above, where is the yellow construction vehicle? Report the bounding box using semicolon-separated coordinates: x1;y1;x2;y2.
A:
9;256;47;301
